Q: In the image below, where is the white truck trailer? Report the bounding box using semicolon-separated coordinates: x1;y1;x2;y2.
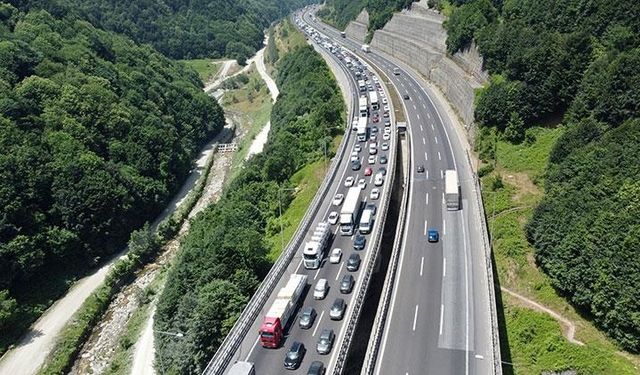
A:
303;222;331;269
369;91;379;110
358;95;368;117
259;274;308;348
445;170;460;210
357;116;368;142
340;187;361;235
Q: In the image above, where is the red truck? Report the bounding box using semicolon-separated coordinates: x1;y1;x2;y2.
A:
259;274;308;348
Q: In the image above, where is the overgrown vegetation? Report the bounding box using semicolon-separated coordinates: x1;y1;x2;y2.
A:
154;33;345;373
0;3;224;353
447;0;640;353
10;0;315;63
179;59;223;84
318;0;417;37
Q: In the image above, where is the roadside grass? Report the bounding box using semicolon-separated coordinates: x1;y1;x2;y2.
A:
265;159;327;262
481;126;640;374
274;19;307;58
103;266;169;375
180;59;223;83
221;67;273;183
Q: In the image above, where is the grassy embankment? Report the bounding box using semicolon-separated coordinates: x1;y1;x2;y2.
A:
180;59;223;83
264;19;345;261
480;127;639;374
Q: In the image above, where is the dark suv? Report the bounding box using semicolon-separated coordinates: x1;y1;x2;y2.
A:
284;341;306;370
346;253;361;271
353;234;366;250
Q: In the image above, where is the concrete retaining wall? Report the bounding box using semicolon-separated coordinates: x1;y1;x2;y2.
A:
368;0;487;138
345;9;369;43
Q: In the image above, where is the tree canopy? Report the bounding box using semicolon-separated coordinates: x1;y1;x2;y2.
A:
154;43;345;372
318;0;417;35
9;0;315;62
0;3;224;345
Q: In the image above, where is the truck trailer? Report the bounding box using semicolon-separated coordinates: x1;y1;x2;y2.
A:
357;116;368;142
340;187;362;235
445;170;460;210
358;96;368;117
303;222;331;269
259;274;308;348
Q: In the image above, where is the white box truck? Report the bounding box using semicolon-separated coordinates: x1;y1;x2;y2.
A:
359;208;374;234
228;361;255;375
445;170;460;210
303;222;331;269
340;187;361;235
369;91;379;110
358;96;368;117
357;117;368;142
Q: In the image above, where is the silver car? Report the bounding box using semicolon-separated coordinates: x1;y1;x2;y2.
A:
316;328;335;355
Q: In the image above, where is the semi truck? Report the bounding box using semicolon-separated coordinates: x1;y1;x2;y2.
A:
340;187;361;235
358;96;368;117
303;221;331;269
357;116;368;142
445;170;460;210
228;361;255;375
259;274;308;348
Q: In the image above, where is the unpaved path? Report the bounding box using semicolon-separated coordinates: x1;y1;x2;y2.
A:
501;287;585;346
204;60;235;92
246;37;279;160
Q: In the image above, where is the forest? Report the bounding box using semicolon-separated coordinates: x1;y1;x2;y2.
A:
154;44;345;373
443;0;640;351
318;0;416;36
9;0;315;62
0;3;224;350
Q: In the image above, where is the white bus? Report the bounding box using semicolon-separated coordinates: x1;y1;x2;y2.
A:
357;117;368;142
358;96;368;117
369;91;379;110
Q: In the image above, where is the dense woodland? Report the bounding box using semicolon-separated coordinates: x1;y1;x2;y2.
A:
443;0;640;351
0;2;224;350
318;0;416;36
10;0;314;62
154;44;344;373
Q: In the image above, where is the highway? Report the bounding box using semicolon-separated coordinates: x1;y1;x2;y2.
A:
217;17;399;374
303;7;495;375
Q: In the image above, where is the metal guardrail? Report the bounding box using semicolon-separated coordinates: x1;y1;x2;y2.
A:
466;152;502;374
202;31;357;375
332;58;399;375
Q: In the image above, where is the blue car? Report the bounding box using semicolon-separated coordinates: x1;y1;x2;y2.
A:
427;229;439;243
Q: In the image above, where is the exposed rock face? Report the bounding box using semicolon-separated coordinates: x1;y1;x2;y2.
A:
345;9;369;43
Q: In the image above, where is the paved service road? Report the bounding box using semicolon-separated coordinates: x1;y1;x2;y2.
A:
304;8;494;375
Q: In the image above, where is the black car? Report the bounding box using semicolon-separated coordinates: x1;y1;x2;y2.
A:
307;361;326;375
329;298;346;320
377;167;387;176
366;203;377;215
284;341;306;370
417;164;425;173
379;155;388;164
403;93;410;100
299;307;317;329
353;234;366;250
340;274;355;294
347;253;361;271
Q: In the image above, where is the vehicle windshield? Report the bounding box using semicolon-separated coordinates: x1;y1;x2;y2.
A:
260;332;274;339
287;351;299;359
303;253;317;260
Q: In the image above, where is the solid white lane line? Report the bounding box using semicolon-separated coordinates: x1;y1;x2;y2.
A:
424;220;428;236
438;151;441;160
412;305;419;331
245;335;260;361
439;304;445;336
462;211;470;375
294;258;304;273
314;266;322;280
420;257;424;276
422;137;426;145
443;219;446;235
335;261;345;280
313;311;325;337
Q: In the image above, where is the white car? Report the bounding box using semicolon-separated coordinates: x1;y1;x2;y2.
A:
374;173;384;186
345;176;355;187
328;211;339;224
354;144;362;152
358;178;367;189
333;193;344;206
382;142;389;151
384;126;391;134
382;97;388;104
351;150;358;159
370;188;380;200
383;133;390;141
329;248;342;264
368;155;376;164
384;105;390;112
